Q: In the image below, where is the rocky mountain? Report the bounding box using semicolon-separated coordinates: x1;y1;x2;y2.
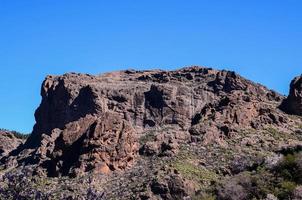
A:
0;66;302;200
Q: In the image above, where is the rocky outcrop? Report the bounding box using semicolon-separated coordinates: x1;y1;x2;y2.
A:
280;75;302;116
2;66;302;199
150;174;196;200
34;112;137;177
0;130;24;159
3;66;287;177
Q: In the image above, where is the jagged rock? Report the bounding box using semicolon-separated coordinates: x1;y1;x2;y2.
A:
2;66;287;177
0;130;24;159
139;142;159;156
139;139;179;157
3;66;302;199
150;175;195;200
280;75;302;116
139;129;189;157
34;112;137;177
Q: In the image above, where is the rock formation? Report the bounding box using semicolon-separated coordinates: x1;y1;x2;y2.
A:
1;66;302;200
4;66;285;177
33;112;137;177
0;130;24;159
280;75;302;116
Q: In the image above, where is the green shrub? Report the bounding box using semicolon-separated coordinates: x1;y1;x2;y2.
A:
277;181;296;199
173;161;218;185
199;194;216;200
275;153;302;183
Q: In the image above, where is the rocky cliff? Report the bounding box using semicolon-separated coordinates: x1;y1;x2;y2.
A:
1;67;302;200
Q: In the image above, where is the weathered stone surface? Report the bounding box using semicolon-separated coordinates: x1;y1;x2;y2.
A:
2;67;302;199
150;174;195;200
0;130;24;159
32;112;137;177
1;66;289;178
280;75;302;115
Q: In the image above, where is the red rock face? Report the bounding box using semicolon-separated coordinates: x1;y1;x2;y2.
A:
34;113;137;177
6;66;287;177
280;75;302;116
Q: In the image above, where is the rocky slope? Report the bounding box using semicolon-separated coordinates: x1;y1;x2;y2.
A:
0;66;302;200
0;129;25;159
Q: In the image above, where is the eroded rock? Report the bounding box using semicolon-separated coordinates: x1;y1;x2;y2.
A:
280;75;302;116
34;112;137;177
3;66;288;177
0;130;24;159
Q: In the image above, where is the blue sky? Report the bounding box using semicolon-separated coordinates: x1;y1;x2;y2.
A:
0;0;301;133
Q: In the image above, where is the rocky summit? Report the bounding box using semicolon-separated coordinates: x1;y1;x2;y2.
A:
1;66;302;200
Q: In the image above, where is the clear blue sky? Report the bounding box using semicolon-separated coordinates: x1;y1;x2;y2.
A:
0;0;301;133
